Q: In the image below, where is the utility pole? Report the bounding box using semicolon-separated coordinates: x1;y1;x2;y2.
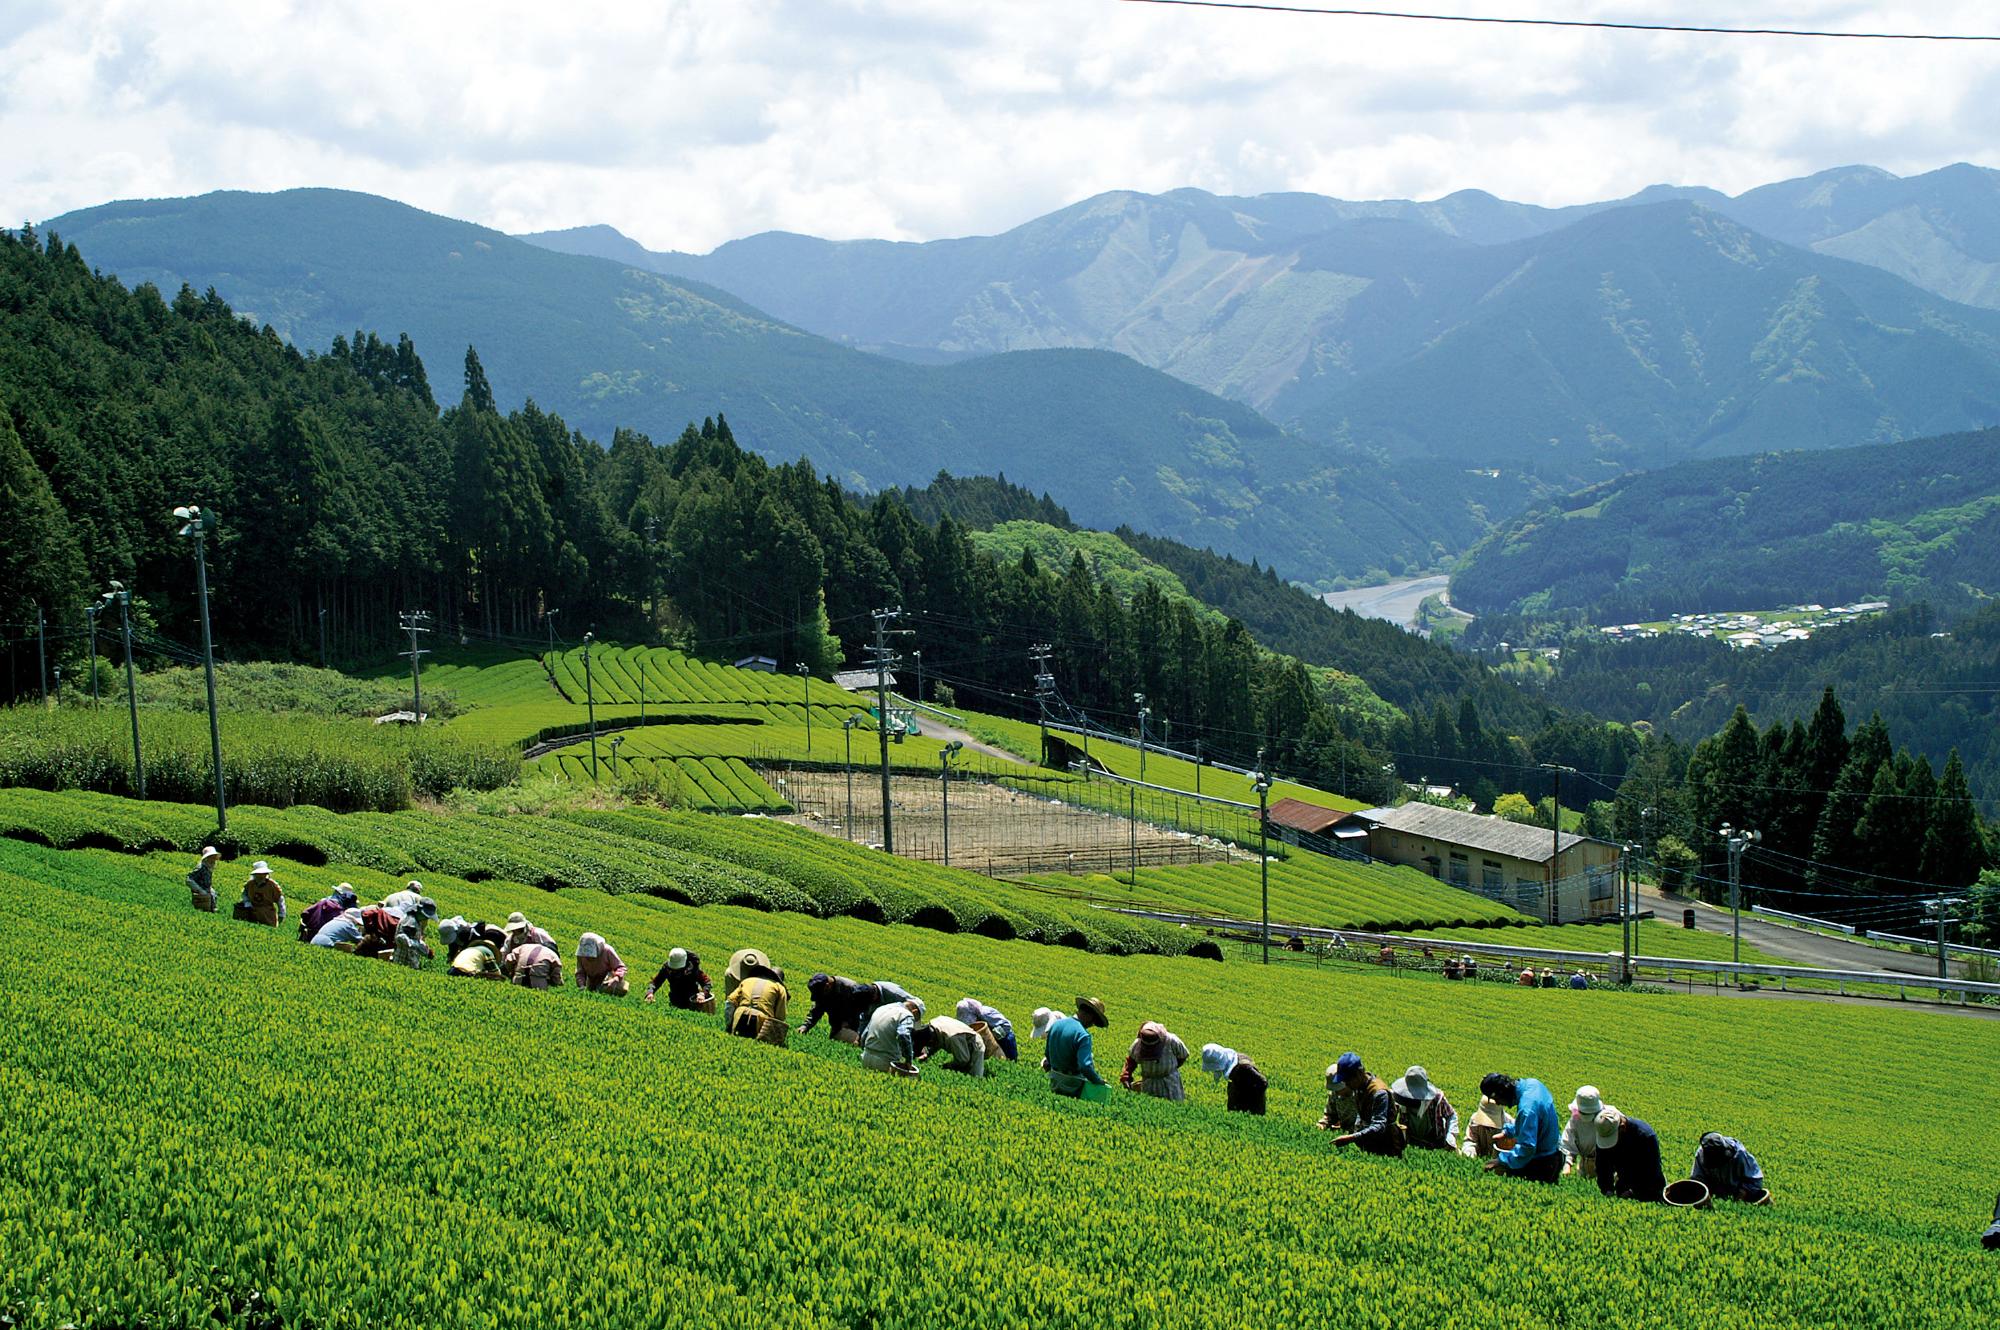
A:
583;631;599;780
1620;842;1638;983
173;505;226;833
798;662;812;755
1718;823;1760;970
940;741;962;866
1134;692;1149;784
35;602;47;703
644;516;658;630
545;607;560;655
318;606;328;669
1922;897;1964;980
843;714;862;840
1195;738;1202;796
609;734;624;782
1030;643;1053;767
106;582;144;798
399;610;432;721
1253;751;1273;965
1539;763;1575;924
84;603;102;706
870;607;906;852
913;649;924;705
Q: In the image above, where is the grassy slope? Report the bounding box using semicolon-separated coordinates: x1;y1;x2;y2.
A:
2;838;1994;1327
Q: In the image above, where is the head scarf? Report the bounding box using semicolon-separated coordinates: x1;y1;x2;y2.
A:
955;998;984;1025
1200;1043;1239;1081
1030;1007;1059;1039
577;933;604;959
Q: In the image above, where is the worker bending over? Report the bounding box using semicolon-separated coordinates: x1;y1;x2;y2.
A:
646;948;713;1010
798;974;876;1043
721;949;784;1023
507;941;563;990
916;1015;987;1077
1561;1086;1605;1178
725;960;789;1046
502;913;557;956
1983;1191;1999;1250
1328;1053;1404;1156
309;908;366;949
1121;1022;1190;1100
1199;1044;1267;1115
1691;1133;1771;1205
299;884;360;942
1461;1095;1510;1159
954;997;1017;1060
187;846;221;913
450;942;504;979
1593;1108;1666;1202
1481;1072;1565;1183
1042;997;1110;1098
1390;1066;1459;1151
574;933;629;996
236;862;286;927
860;998;926;1077
380;883;437;924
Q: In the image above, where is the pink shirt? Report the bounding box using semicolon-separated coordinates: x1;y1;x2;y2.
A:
574;944;627;986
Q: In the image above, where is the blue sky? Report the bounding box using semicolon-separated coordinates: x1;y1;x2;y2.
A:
6;1;1998;250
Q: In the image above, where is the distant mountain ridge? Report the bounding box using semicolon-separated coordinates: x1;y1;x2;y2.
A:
525;164;2000;480
42;188;1516;585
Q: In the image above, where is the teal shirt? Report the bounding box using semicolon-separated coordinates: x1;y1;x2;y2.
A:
1045;1016;1105;1086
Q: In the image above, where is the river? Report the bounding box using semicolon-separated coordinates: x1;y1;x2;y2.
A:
1319;574;1452;630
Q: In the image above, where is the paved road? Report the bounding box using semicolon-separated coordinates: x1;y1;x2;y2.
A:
911;714;1028;765
1637;886;1965;978
1319;575;1450;629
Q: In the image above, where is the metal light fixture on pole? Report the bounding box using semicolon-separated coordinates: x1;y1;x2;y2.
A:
1718;823;1760;970
1620;841;1640;984
105;582;144;798
1030;644;1053;767
545;607;560;655
843;714;863;839
173;505;226;833
1133;692;1148;784
939;740;963;866
582;631;599;780
609;734;625;782
798;662;812;755
1252;752;1273;965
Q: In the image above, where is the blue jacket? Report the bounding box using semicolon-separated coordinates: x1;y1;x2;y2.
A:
1498;1078;1562;1169
1692;1137;1764;1195
1044;1016;1105;1091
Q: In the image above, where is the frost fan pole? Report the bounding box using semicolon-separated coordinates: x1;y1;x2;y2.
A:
870;607;905;852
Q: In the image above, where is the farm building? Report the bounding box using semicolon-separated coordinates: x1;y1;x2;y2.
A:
1263;797;1368;849
1352;802;1622;923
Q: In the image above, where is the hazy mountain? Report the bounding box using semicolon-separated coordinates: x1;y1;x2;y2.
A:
529;167;2000;479
42;188;1519;583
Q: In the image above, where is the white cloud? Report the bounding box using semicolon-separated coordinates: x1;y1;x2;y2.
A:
3;0;1998;249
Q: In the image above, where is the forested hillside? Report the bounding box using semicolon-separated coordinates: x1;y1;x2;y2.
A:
1451;426;2000;622
41;189;1517;583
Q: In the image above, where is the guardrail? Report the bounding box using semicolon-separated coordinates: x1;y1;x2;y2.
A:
1108;906;2000;1005
1752;905;1855;934
1752;905;2000;962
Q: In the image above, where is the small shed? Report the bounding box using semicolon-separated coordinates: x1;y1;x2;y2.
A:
733;655;779;673
1265;797;1353;846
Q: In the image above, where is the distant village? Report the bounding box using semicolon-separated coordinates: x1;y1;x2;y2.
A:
1596;602;1889;650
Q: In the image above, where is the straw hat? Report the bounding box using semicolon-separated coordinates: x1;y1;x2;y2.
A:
200;845;220;860
1392;1066;1439;1102
1571;1086;1603;1119
1594;1106;1625;1150
1471;1096;1508;1130
1076;996;1107;1028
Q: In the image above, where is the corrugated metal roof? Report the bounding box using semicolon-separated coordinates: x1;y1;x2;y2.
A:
1265;797;1351;835
1365;802;1589;864
832;669;897;691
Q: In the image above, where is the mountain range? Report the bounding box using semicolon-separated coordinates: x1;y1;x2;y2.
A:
529;164;2000;477
42;189;1515;585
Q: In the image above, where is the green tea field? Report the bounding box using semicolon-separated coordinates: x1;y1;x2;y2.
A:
2;833;1994;1328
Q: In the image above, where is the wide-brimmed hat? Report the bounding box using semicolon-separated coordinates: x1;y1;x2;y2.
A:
1571;1086;1603;1119
1200;1043;1238;1081
667;947;689;971
200;845;220;860
1030;1007;1060;1039
505;912;528;929
250;861;272;876
416;897;437;919
1594;1107;1625;1150
1136;1021;1165;1048
405;879;423;892
1471;1096;1508;1130
1393;1066;1438;1102
1076;996;1107;1028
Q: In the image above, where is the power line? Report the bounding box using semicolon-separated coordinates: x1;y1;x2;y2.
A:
1115;0;2000;42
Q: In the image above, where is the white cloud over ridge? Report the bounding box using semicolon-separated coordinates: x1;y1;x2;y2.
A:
4;0;1998;251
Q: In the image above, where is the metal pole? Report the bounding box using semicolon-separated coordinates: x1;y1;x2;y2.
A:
873;608;899;853
114;588;144;797
36;603;47;703
583;632;599;780
1255;752;1271;965
1195;738;1201;796
1128;784;1137;885
192;532;225;833
845;720;855;840
1134;693;1147;785
941;755;951;867
85;607;101;706
914;650;923;705
799;663;811;755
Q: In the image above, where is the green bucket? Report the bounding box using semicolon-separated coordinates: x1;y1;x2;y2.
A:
1081;1080;1113;1104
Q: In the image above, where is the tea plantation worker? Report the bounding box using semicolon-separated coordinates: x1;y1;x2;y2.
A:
1029;1007;1061;1042
299;883;359;943
860;997;928;1076
1568;970;1591;990
724;968;790;1046
573;933;629;996
1120;1022;1191;1100
449;941;504;980
238;862;286;927
1043;996;1110;1098
1481;1072;1564;1183
1982;1190;2000;1250
1516;968;1536;987
392;914;434;970
645;948;713;1009
1592;1108;1666;1203
1200;1043;1267;1115
353;905;406;960
1691;1132;1772;1205
187;845;221;913
914;1013;987;1077
721;948;783;1023
1390;1066;1459;1151
309;907;366;949
507;940;563;990
954;997;1018;1060
1316;1059;1360;1133
437;915;482;959
798;973;877;1042
502;912;556;956
1561;1086;1605;1179
1329;1053;1405;1156
381;882;436;923
1460;1095;1511;1159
